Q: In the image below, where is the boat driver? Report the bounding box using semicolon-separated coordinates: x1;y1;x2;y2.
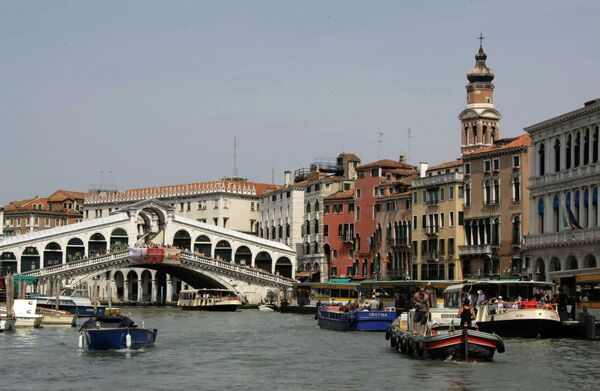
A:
412;284;430;335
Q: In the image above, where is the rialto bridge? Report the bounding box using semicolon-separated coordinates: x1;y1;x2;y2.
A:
0;199;295;304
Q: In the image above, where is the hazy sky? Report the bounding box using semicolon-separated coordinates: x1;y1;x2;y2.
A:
1;1;599;205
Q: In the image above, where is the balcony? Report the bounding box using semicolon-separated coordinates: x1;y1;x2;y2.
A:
524;227;600;248
342;234;354;243
484;199;500;207
425;225;439;236
529;163;600;189
426;199;439;207
412;172;464;188
458;244;492;256
392;237;409;246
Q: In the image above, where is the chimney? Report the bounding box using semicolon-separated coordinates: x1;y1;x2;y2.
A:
419;162;428;178
399;155;405;164
284;171;292;186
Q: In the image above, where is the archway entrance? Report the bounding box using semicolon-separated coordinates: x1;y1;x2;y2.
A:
110;228;129;251
535;258;546;281
214;240;232;261
88;233;107;257
21;247;40;272
194;235;211;257
255;251;272;272
43;243;62;267
234;246;252;266
0;252;17;275
173;230;192;251
275;257;292;278
66;238;85;262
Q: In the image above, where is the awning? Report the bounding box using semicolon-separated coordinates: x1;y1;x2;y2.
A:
13;275;38;284
295;271;318;278
328;278;352;283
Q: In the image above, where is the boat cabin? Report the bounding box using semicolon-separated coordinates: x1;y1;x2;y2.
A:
444;280;555;309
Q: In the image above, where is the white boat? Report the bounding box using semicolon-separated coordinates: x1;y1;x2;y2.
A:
177;288;242;312
258;304;277;312
32;287;105;317
444;281;561;338
13;299;43;328
37;307;77;327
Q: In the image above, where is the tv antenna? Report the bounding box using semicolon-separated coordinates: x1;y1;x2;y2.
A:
233;136;238;178
407;128;412;163
376;131;384;159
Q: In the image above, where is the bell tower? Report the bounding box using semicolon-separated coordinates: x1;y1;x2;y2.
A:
459;34;502;154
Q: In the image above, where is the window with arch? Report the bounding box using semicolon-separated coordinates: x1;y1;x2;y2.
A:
554;138;561;172
491;126;496;143
493;179;500;204
512;215;521;245
465;182;471;207
306;202;311;213
566;134;572;169
464;126;469;145
574;131;581;167
538;142;545;176
484;180;491;205
492;218;500;246
584;128;590;165
356;206;361;221
512;176;521;202
593;126;599;163
472;126;478;144
314;200;320;212
553;194;560;233
538;198;545;234
482;126;488;144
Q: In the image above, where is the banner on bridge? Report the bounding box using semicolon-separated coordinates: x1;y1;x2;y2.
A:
128;247;181;264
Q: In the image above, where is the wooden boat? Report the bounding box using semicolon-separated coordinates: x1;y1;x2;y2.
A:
317;304;397;331
386;309;505;361
79;315;157;350
177;289;242;312
37;307;77;327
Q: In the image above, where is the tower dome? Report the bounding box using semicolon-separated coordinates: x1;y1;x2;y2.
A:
467;46;494;83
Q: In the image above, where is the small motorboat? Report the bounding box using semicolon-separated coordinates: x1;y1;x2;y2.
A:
79;315;157;350
386;309;505;361
37;307;77;327
12;299;43;328
317;303;397;332
258;304;278;312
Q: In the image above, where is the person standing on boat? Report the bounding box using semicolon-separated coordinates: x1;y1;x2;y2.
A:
412;284;430;335
458;299;476;329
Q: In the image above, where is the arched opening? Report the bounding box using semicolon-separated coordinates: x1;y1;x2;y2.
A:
21;247;40;272
512;215;521;246
113;271;125;301
173;230;192;251
593;126;599;163
493;179;500;203
538;143;545;176
362;258;368;277
566;256;578;270
584;254;597;269
66;238;85;262
584;128;590;165
313;262;320;272
127;270;139;302
553;194;560;232
465;182;471;206
353;259;360;277
538;198;545;234
43;242;63;267
0;252;17;275
214;240;232;261
574;132;581;167
512;176;520;202
88;233;107;257
140;270;153;302
535;258;546;281
550;257;561;272
275;257;293;278
110;228;128;252
323;243;331;273
255;251;273;273
194;235;212;257
566;134;572;169
234;246;252;266
554;138;561;172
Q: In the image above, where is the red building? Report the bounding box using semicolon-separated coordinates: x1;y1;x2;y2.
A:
323;190;355;278
353;159;416;278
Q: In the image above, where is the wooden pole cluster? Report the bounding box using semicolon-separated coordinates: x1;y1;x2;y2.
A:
6;274;14;316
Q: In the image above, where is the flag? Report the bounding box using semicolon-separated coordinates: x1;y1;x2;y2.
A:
567;205;582;229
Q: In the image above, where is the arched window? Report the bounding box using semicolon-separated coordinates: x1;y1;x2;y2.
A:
566;134;572;169
594;126;599;163
482;126;488;144
512;176;521;202
356;206;361;221
574;131;581;167
314;219;319;234
554;139;561;172
306;202;311;213
314;200;320;212
493;179;500;203
464;126;469;145
305;220;310;235
491;126;496;143
538;198;545;234
492;217;500;246
539;142;545;176
553;194;560;232
484;180;491;205
472;126;478;144
512;215;521;245
584;128;590;165
465;182;471;206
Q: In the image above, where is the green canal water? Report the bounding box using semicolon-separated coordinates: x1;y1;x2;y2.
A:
0;307;598;391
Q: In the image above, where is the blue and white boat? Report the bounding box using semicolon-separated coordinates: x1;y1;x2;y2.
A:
31;288;105;317
317;304;397;331
79;315;157;350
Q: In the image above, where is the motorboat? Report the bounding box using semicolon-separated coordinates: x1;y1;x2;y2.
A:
177;288;242;311
444;281;561;338
386;308;505;361
317;302;397;331
31;288;105;317
37;307;77;327
79;315;157;350
258;304;278;312
12;299;43;328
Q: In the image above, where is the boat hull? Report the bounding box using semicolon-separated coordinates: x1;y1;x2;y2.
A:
41;314;77;327
353;310;397;331
476;318;561;338
180;304;239;312
15;316;43;328
37;303;105;317
82;328;157;350
0;318;16;331
390;327;504;361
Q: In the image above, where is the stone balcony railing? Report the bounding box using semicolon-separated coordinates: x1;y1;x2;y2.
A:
524;227;600;247
458;244;492;256
529;163;600;189
412;172;464;188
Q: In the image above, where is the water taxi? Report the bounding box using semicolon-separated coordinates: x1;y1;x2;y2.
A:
177;288;242;312
444;280;560;338
79;315;157;350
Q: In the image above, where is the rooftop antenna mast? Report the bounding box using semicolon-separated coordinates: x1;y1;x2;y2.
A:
271;161;275;185
407;128;412;164
233;136;238;178
376;131;384;159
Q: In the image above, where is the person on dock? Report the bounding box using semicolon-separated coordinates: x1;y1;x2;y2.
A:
458;299;476;329
412;284;430;335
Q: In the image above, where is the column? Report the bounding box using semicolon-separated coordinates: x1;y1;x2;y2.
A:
123;279;129;303
588;189;594;228
578;188;585;228
151;279;158;303
137;274;143;303
166;275;173;303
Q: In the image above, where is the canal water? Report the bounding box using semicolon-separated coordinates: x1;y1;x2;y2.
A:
1;307;598;391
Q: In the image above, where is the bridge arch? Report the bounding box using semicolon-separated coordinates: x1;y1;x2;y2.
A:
21;247;40;273
173;230;192;251
194;235;212;257
110;228;129;251
584;254;597;269
88;233;107;257
566;255;579;270
214;240;232;261
66;238;85;262
126;270;140;302
43;242;62;267
549;257;561;272
0;251;18;275
275;257;292;278
256;251;272;273
234;246;252;266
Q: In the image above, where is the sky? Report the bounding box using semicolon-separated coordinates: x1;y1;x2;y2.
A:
1;0;599;205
